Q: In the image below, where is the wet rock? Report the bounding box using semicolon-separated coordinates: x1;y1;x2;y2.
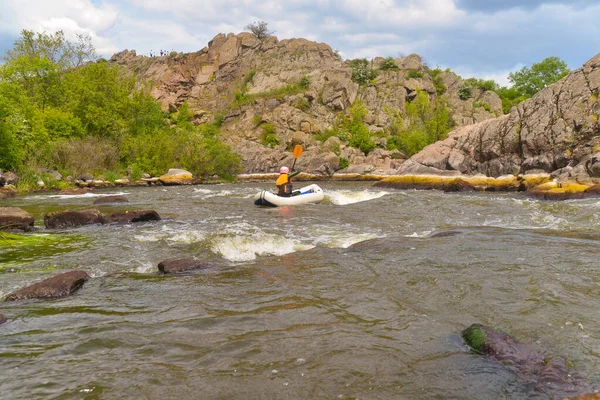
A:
4;271;90;301
0;314;6;325
44;209;103;229
101;210;161;224
443;178;476;192
462;324;592;397
58;187;94;195
428;230;463;238
2;171;18;185
0;207;34;231
583;184;600;198
158;168;193;185
93;195;129;205
158;258;216;274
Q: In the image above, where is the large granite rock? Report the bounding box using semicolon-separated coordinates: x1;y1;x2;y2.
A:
93;195;129;205
0;207;35;231
4;271;90;301
396;53;600;185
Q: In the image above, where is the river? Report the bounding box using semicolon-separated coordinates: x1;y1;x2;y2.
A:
1;182;599;399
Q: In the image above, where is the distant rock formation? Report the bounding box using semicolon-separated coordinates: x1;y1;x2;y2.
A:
396;54;600;186
110;33;501;176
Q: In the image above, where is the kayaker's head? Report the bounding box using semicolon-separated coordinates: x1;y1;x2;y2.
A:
279;166;289;174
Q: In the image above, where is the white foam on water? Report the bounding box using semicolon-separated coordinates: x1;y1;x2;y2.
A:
133;225;205;244
404;231;432;238
325;189;389;205
211;233;314;262
134;261;156;274
48;191;130;199
310;231;381;248
194;187;258;199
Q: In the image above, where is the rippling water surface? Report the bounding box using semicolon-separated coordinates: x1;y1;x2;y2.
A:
1;182;599;399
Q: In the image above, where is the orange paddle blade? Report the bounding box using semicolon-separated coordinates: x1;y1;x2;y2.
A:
293;145;303;158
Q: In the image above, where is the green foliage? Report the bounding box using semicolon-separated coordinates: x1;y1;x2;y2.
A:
348;59;378;85
346;101;375;154
339;157;349;169
333;49;342;60
252;114;263;127
387;90;454;156
260;123;279;147
169;51;178;57
292;97;310;112
315;128;347;143
232;76;309;107
458;86;471;100
406;70;424;79
0;29;242;184
379;57;399;71
462;326;486;353
509;56;570;97
473;102;491;112
298;75;310;90
104;171;119;183
242;70;257;91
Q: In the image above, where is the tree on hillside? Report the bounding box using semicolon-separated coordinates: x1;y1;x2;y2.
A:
244;21;274;39
508;56;570;97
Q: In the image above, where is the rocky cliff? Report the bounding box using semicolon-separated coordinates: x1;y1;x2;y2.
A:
396;54;600;185
110;32;501;176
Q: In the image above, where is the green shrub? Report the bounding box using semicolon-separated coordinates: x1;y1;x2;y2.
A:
315;128;347;142
292;97;310;112
473;102;491;112
260;123;279;147
104;171;119;183
169;51;178;57
298;75;310;90
379;57;399;71
339;157;349;169
348;59;378;85
252;114;263;127
407;70;424;79
458;86;471;100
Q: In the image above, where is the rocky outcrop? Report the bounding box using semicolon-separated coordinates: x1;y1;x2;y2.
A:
396;54;600;186
0;185;16;199
158;168;193;185
157;258;216;274
110;33;502;176
44;209;103;229
93;195;129;204
4;271;90;301
101;210;161;224
462;324;593;398
0;207;35;231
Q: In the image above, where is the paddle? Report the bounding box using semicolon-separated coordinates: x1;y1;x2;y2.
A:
291;145;303;171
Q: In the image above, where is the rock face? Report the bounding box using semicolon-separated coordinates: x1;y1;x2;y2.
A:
0;207;35;231
44;209;103;229
157;258;216;274
396;54;600;185
110;34;502;176
462;324;592;398
4;271;90;301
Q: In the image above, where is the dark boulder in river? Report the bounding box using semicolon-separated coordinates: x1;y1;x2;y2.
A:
0;314;6;325
158;258;216;274
462;323;593;398
93;195;129;205
0;207;34;231
4;271;90;301
101;210;160;224
44;209;103;229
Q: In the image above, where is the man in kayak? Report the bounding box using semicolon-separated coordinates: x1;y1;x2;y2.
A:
275;166;299;197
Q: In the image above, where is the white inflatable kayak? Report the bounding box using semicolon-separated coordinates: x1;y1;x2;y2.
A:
254;184;325;207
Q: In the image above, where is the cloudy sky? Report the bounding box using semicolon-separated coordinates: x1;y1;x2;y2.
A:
1;0;599;85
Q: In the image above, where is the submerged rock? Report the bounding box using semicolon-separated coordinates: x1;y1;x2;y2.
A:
158;258;216;274
101;210;161;224
0;207;35;231
93;195;129;205
0;314;6;325
462;324;593;397
44;209;103;229
4;270;90;301
58;187;94;195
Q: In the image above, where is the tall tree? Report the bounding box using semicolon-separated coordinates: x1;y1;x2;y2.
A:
508;56;570;97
